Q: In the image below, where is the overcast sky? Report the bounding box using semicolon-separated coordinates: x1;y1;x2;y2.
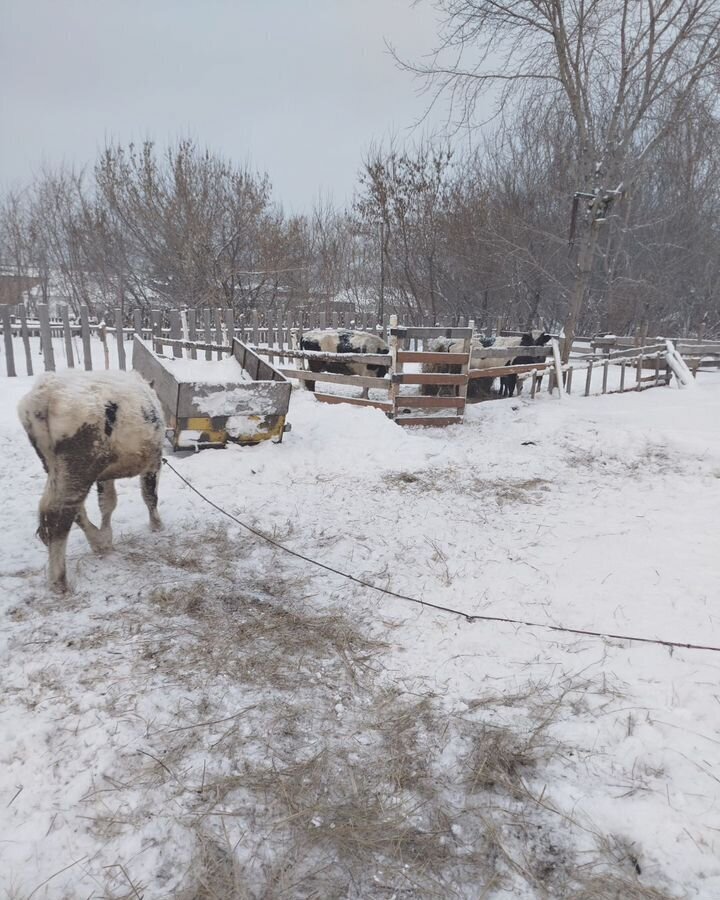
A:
0;0;463;212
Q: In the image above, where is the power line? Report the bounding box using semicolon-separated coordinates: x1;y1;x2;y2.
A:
162;459;720;655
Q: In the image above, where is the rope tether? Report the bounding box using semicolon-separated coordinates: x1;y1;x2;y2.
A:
161;458;720;655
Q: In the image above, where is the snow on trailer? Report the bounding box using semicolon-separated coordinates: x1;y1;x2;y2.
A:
132;335;291;450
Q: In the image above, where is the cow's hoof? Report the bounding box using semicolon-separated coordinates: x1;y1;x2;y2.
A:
150;517;163;532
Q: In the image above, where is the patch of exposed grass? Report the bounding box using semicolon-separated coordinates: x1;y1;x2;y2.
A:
564;439;681;477
385;467;551;507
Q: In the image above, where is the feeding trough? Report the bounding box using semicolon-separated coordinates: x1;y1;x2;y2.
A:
133;335;291;450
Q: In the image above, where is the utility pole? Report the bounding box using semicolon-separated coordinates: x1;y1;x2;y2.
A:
563;185;623;363
378;220;385;324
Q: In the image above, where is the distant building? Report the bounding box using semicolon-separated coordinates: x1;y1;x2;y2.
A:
0;270;41;308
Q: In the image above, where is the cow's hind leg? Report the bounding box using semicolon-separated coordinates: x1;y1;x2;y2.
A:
39;475;91;592
75;502;107;554
141;470;162;531
96;479;119;550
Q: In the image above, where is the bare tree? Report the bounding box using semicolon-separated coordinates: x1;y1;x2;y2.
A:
402;0;720;351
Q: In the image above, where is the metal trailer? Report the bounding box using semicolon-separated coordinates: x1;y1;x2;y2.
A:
132;335;291;450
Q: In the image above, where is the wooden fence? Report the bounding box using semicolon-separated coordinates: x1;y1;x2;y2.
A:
0;303;704;424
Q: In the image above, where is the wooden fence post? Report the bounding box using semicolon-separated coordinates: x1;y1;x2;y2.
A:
252;308;259;345
388;314;400;417
61;305;75;368
224;308;235;351
584;359;593;396
1;306;16;377
169;309;184;358
114;307;126;369
214;308;223;359
133;309;143;342
80;305;92;370
151;309;164;355
203;309;212;360
99;320;110;369
37;304;56;372
187;309;198;359
18;306;33;376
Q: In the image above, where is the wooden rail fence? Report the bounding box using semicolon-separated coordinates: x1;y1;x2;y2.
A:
0;303;704;424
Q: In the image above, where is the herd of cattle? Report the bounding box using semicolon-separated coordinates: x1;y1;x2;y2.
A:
18;325;551;591
299;327;552;399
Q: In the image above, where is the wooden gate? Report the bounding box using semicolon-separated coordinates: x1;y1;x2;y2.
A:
387;318;473;426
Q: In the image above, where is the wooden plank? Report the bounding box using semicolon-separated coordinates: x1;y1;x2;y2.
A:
61;305;75;368
579;343;666;362
313;392;392;412
565;366;573;395
620;360;626;391
187;309;197;359
214;308;223;360
551;339;564;399
398;350;468;364
113;307;125;369
475;345;552;360
676;343;720;355
389;326;473;339
388;313;401;417
151;309;164;355
392;372;468;386
232;338;288;384
169;310;184;359
18;306;33;376
98;319;110;369
267;318;276;365
469;362;553;380
254;346;391;366
131;336;180;423
394;415;463;427
203;309;212;361
79;305;92;370
394;395;465;409
224;308;235;352
1;305;16;376
37;304;55;372
178;379;290;419
159;337;231;353
602;358;609;394
279;367;388;389
584;359;593;396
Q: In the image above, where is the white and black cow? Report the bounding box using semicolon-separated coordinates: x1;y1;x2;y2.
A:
18;370;165;592
299;329;390;398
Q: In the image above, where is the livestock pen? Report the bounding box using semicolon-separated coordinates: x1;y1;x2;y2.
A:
0;304;702;425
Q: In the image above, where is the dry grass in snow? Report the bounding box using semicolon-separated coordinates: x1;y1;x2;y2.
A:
3;522;680;900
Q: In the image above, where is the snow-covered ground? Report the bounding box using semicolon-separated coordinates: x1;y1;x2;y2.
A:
1;360;719;898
